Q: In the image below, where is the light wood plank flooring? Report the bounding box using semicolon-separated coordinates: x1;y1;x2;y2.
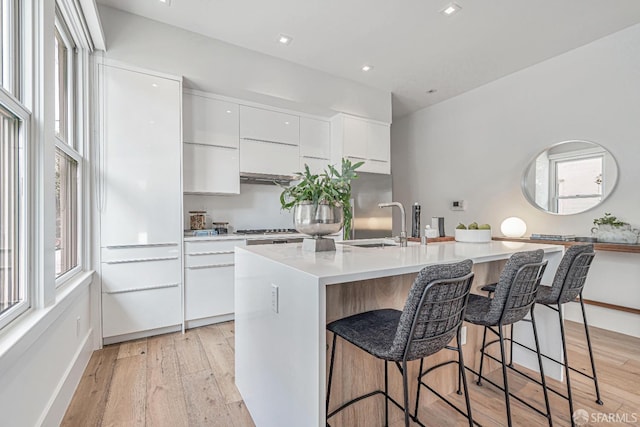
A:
62;321;640;426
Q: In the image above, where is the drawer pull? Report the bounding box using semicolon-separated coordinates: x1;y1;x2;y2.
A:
106;243;178;249
187;250;235;256
104;282;180;295
347;156;366;160
187;263;234;270
105;256;179;265
242;137;298;147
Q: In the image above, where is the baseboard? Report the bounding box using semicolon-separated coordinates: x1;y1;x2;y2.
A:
564;303;640;338
38;328;95;427
103;324;182;345
185;313;234;330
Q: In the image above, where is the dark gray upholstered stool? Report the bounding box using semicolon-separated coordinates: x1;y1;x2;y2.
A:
464;249;552;427
326;260;475;427
483;244;602;426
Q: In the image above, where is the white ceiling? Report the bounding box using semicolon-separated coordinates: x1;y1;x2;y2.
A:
97;0;640;119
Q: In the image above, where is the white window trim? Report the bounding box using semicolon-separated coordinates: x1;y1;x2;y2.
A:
0;88;31;330
54;5;87;287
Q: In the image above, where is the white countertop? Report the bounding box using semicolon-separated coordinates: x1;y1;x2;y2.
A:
236;240;564;285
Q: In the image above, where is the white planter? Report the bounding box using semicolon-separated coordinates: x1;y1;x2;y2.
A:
455;229;492;243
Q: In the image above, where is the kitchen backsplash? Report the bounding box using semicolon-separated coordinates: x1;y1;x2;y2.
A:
183;183;294;231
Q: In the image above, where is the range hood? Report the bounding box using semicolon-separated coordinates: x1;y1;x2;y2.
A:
239;172;299;186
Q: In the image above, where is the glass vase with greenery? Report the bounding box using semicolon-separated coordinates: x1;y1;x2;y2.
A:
280;158;363;239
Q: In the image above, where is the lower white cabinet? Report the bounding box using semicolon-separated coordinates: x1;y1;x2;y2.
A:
184;239;246;327
100;244;182;343
102;285;182;339
183;142;240;194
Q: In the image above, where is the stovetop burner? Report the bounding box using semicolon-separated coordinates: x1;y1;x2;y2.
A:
236;228;298;235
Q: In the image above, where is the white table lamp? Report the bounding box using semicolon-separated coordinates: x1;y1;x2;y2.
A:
501;217;527;238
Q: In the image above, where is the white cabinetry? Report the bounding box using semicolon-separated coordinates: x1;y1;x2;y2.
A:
300;117;331;174
183;92;240;194
331;114;391;174
184;239;246;328
239;105;300;176
98;62;183;344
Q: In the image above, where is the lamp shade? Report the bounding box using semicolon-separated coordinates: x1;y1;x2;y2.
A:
500;217;527;238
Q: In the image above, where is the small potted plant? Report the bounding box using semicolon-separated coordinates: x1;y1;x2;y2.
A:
280;158;363;249
591;213;639;244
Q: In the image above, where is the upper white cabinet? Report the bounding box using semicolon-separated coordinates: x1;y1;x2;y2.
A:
183;93;239;148
239;105;300;175
331;114;391;174
99;64;182;247
240;105;300;146
183;143;240;194
300;117;332;174
182;91;240;194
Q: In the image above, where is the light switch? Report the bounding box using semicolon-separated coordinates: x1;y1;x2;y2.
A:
271;284;279;313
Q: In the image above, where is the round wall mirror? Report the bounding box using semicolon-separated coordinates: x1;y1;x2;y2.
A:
522;140;618;215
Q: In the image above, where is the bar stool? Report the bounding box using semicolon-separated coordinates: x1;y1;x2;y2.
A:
464;249;552;427
326;259;475;427
482;244;603;421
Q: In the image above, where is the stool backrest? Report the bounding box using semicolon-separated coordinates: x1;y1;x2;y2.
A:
388;259;474;362
549;244;595;304
487;249;546;326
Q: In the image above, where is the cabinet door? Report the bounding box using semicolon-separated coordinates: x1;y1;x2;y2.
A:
102;285;182;338
184;265;234;321
240;139;299;175
240;105;300;146
368;122;390;162
299;117;330;159
183;93;239;148
300;156;331;175
183;143;240;194
342;116;368;160
100;65;181;247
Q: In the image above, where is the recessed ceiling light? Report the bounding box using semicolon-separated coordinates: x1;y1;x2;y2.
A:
158;0;171;5
441;3;461;16
226;110;232;114
278;34;293;45
361;65;373;72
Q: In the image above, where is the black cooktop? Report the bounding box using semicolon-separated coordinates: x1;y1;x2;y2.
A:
235;228;298;235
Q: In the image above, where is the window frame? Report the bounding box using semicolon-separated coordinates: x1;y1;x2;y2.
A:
548;149;605;214
1;0;21;98
0;89;31;330
54;6;83;285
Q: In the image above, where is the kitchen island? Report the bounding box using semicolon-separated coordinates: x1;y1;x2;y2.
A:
234;240;564;427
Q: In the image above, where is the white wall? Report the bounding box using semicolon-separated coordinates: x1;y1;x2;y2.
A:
391;23;640;336
97;5;391;123
184;184;294;231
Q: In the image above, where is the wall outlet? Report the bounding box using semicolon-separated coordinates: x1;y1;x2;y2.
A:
460;326;467;345
451;200;466;211
271;284;279;313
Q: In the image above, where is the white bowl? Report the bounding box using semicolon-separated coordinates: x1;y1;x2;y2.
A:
455;229;492;243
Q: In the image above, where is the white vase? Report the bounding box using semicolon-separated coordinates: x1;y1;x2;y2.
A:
590;224;639;244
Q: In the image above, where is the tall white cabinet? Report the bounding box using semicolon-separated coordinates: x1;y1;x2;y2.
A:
98;62;183;344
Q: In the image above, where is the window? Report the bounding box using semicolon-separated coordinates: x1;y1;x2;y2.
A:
552;155;604;215
1;0;18;94
54;11;81;280
0;0;28;329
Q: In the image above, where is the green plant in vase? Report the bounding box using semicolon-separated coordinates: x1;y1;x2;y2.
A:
280;158;363;239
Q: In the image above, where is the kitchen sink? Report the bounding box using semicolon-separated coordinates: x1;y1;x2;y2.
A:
350;242;399;248
340;239;400;248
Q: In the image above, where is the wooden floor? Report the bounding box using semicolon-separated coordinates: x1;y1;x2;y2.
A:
62;321;640;426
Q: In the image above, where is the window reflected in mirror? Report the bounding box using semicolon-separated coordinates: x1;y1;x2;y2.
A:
522;141;618;215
